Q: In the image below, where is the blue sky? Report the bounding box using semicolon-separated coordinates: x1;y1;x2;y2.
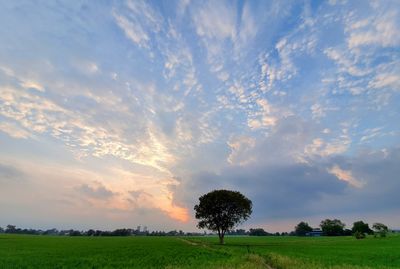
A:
0;0;399;232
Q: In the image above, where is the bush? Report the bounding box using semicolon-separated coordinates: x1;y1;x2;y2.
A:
354;231;365;239
372;223;388;238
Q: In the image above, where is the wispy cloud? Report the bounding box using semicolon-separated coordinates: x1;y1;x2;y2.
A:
328;165;364;188
0;121;33;139
192;1;236;41
113;0;162;49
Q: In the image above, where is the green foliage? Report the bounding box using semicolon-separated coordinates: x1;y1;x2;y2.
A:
354;231;366;239
373;223;389;238
294;221;313;236
320;219;346;236
248;228;269;236
352;221;373;235
194;189;252;244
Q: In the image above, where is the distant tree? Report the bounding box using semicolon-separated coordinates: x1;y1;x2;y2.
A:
236;229;247;235
112;228;132;236
295;221;313;236
69;230;82;236
249;228;269;236
86;229;95;236
167;230;178;236
43;228;58;235
194;189;252;244
0;227;3;233
320;219;345;236
5;225;17;234
372;223;389;238
227;229;248;235
352;221;373;235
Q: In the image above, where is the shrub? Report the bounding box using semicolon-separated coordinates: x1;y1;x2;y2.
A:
354;231;365;239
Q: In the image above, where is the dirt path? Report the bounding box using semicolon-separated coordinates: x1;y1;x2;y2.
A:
177;238;198;246
177;238;276;269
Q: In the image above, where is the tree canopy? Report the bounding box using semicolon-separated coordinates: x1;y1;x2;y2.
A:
249;228;269;236
194;189;252;244
372;223;389;237
295;221;313;236
352;221;373;235
320;219;345;236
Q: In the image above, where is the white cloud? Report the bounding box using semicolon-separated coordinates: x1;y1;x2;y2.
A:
71;60;100;75
257;22;317;94
347;10;400;49
321;1;400;112
247;119;262;130
193;1;236;41
0;85;175;175
304;131;351;158
126;0;162;32
235;2;257;53
360;127;383;143
324;48;370;77
369;72;400;90
177;0;191;15
20;80;45;92
0;121;32;139
192;1;258;76
160;23;199;97
248;98;277;129
113;13;150;48
310;104;325;120
0;66;15;77
275;38;297;80
259;56;278;93
113;0;163;49
217;71;230;82
259;9;318;93
228;82;247;103
227;135;256;166
328;164;364;188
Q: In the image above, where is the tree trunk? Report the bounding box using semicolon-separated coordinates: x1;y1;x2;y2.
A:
219;233;224;244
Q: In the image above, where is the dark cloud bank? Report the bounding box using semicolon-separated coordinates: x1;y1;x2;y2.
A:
171;118;400;225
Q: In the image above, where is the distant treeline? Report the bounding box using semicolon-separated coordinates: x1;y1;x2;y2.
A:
0;225;190;236
0;220;395;237
293;219;394;238
0;225;286;237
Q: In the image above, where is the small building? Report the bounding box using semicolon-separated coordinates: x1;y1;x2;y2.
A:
306;228;323;236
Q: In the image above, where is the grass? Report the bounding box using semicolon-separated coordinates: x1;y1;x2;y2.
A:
0;234;399;268
192;235;400;268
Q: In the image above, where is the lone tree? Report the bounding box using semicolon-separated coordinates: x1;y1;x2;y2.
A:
194;189;252;244
295;221;313;236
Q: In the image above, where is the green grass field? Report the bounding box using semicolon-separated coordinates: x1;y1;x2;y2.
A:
0;234;399;269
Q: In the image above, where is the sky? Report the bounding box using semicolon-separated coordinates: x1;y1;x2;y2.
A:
0;0;399;232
